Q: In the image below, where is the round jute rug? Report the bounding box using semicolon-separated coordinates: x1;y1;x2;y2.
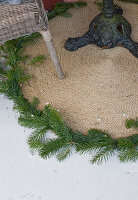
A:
22;0;138;138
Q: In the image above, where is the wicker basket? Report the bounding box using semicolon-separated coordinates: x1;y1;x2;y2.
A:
0;0;49;44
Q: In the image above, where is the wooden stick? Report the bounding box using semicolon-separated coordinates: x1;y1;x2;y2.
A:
40;30;65;79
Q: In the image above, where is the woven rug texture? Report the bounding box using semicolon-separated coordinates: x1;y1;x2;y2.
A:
22;0;138;138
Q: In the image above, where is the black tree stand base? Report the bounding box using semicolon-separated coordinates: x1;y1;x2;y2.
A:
64;1;138;58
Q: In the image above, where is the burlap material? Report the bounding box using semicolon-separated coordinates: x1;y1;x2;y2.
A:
22;0;138;138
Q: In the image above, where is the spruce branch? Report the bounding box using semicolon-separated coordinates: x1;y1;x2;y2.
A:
56;145;73;161
45;105;73;141
126;118;138;129
30;97;39;109
90;146;116;164
117;136;138;162
28;127;49;150
28;54;46;67
13;95;42;117
72;131;89;144
18;115;49;129
75;129;117;164
0;67;7;78
38;138;67;159
75;129;116;154
47;1;87;20
118;148;138;162
6;65;31;83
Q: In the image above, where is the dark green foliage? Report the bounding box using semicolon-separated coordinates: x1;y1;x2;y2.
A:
0;67;7;78
90;147;116;164
117;135;138;162
126;118;138;129
0;33;41;69
118;148;138;162
0;40;22;67
38;138;67;159
94;1;105;11
13;97;42;117
0;71;23;99
28;127;49;150
46;106;73;141
47;1;87;20
28;54;46;66
75;129;116;152
74;129;117;164
72;131;89;144
56;145;73;161
0;6;138;164
18;111;49;129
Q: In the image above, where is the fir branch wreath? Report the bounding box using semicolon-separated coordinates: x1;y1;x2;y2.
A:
0;3;138;164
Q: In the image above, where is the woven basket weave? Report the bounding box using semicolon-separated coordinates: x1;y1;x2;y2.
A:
0;0;49;44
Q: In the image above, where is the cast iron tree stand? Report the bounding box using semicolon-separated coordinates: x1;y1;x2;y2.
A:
64;0;138;58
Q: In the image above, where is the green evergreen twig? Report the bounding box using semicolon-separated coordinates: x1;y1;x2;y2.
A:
126;118;138;129
47;1;87;20
28;54;46;67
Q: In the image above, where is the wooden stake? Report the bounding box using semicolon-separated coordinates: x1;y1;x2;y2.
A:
40;30;65;79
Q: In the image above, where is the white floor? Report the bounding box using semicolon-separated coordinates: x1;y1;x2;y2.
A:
0;94;138;200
